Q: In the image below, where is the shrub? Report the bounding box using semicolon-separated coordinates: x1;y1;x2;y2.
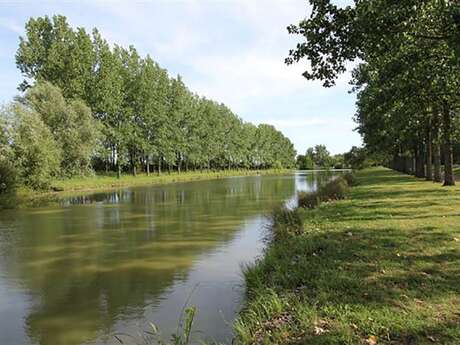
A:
297;176;350;209
321;177;349;200
342;172;357;186
0;159;17;208
271;206;304;240
12;105;62;190
298;191;320;209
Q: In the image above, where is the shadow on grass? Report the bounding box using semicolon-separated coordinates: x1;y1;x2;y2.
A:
247;225;460;344
240;169;460;344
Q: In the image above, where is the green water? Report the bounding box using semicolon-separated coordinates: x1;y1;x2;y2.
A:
0;172;332;345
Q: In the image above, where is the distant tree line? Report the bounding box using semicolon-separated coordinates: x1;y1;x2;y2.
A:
296;145;348;170
0;15;296;194
287;0;460;185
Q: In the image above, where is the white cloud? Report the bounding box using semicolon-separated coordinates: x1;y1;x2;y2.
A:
0;17;23;34
0;0;361;153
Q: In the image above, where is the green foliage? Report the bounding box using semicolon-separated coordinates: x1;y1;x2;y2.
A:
271;206;304;240
296;154;314;170
15;14;297;181
312;144;332;168
0;159;17;208
342;171;357;187
24;82;101;177
16;15;95;98
0;113;17;203
236;168;460;344
298;176;350;209
0;83;101;195
298;145;335;170
344;146;371;170
297;190;321;209
331;153;345;169
287;1;460;185
8;104;61;190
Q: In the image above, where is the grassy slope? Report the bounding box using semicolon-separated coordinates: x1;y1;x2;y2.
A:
235;167;460;345
13;169;292;208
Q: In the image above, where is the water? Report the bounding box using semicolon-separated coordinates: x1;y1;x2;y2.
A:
0;171;332;345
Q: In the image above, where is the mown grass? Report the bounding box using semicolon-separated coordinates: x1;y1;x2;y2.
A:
235;167;460;345
10;169;291;208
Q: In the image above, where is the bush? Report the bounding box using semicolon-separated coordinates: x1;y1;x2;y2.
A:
271;206;304;240
0;159;17;208
298;176;350;209
321;178;350;200
12;105;62;190
342;172;357;186
298;191;321;209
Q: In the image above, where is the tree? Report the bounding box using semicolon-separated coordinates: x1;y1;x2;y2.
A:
24;82;101;177
287;0;460;185
13;14;297;183
8;104;61;189
0;109;17;201
313;145;332;168
344;146;370;170
89;29;125;174
16;15;95;99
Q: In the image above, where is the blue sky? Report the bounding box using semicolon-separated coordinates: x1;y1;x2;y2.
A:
0;0;361;154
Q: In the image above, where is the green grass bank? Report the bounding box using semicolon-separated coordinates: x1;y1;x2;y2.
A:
235;167;460;345
9;169;292;208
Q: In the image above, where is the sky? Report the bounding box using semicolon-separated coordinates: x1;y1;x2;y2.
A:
0;0;361;155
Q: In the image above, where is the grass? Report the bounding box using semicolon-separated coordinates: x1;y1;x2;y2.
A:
234;167;460;345
298;175;351;209
10;169;291;208
53;169;292;192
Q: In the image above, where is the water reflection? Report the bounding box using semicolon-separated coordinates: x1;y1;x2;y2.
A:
0;172;333;345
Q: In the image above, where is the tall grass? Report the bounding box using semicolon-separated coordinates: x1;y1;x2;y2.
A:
298;173;352;209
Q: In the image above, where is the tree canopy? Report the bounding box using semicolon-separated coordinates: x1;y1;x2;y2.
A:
2;14;297;194
287;0;460;185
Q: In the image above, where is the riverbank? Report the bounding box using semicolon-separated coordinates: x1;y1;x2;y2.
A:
8;169;293;208
235;167;460;344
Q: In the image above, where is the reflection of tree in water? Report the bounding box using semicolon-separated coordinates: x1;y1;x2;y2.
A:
0;175;304;345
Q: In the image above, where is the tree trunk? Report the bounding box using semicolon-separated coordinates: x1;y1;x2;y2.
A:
425;126;433;181
158;157;162;176
130;152;137;177
415;147;425;178
117;162;121;179
404;156;411;174
442;104;455;186
433;143;442;182
146;155;150;176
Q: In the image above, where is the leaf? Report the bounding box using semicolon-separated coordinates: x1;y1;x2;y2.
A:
366;335;378;345
149;322;159;334
314;326;326;335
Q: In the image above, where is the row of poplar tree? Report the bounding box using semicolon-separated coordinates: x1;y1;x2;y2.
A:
2;15;296;190
286;0;460;185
